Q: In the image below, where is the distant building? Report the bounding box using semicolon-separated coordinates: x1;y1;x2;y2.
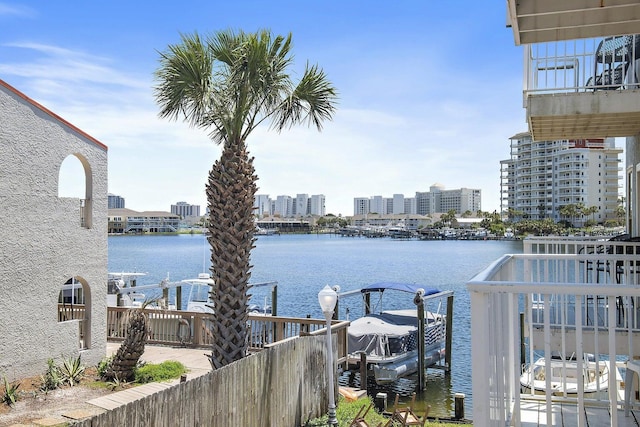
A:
294;194;309;216
370;196;385;214
274;195;293;217
500;132;622;224
108;208;180;233
350;213;431;230
309;194;326;216
353;197;370;216
170;201;200;218
392;194;405;214
254;194;271;216
254;193;327;218
355;185;481;216
108;193;125;209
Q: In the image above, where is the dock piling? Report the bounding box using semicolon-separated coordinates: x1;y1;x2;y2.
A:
454;393;465;419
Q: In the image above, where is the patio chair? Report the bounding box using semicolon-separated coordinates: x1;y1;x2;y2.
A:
390;393;428;427
349;403;392;427
589;35;640;90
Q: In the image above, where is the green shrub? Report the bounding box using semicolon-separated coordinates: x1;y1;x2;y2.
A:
40;358;62;392
134;360;186;384
97;356;113;378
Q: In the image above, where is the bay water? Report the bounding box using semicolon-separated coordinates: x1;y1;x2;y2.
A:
108;233;523;418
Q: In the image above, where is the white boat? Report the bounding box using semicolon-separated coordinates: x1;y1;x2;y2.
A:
107;272;179;309
181;273;276;314
255;226;278;236
344;282;452;384
520;354;619;397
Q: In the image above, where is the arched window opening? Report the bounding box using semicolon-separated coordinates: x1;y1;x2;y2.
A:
58;277;91;350
58;154;93;229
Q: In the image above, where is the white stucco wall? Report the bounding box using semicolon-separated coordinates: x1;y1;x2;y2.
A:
0;81;108;380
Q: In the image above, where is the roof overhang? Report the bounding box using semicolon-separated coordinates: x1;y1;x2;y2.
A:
507;0;640;45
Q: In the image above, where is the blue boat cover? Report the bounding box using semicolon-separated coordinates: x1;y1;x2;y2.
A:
360;282;440;295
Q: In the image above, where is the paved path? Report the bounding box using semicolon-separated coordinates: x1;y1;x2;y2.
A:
86;343;212;411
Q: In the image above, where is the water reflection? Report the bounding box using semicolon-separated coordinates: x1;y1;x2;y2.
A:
338;369;454;419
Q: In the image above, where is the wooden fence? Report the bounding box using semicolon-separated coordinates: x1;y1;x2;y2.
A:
105;307;349;365
75;335;333;427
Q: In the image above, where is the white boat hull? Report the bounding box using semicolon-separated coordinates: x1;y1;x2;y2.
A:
520;358;614;398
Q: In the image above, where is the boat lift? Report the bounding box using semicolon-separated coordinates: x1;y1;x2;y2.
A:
337;284;454;390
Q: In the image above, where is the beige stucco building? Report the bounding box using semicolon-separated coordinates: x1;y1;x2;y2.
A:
0;79;108;379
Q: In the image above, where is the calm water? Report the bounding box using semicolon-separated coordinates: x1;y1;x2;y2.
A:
108;233;523;418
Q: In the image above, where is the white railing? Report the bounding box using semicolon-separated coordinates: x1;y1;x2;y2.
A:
468;236;640;426
524;35;640;101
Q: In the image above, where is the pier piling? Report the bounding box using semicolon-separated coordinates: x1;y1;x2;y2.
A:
454;393;465;419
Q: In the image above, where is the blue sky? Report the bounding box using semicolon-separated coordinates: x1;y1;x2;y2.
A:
0;1;527;216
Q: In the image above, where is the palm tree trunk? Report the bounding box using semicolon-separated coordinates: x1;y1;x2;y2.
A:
206;140;257;369
105;309;147;381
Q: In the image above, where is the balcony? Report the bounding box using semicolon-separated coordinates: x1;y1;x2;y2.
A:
523;36;640;141
468;236;640;426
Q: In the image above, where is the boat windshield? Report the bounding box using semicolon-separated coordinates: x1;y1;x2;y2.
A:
191;284;210;303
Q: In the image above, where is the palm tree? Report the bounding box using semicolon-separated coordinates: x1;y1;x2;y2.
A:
154;30;337;369
103;308;147;382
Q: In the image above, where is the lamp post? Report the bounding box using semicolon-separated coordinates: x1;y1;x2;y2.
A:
318;285;338;426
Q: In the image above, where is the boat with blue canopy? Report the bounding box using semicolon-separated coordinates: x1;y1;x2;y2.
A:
341;282;453;385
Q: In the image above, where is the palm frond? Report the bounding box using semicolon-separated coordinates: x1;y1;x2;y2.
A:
154;32;214;129
274;62;338;131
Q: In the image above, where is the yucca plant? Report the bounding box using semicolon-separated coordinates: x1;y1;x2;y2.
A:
2;376;20;406
59;355;85;387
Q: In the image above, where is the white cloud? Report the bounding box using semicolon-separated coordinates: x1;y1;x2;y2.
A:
1;34;525;216
0;3;35;18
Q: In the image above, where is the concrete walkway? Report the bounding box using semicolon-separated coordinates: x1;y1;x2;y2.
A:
86;343;212;411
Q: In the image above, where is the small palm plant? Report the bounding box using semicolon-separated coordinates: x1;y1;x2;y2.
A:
102;308;148;382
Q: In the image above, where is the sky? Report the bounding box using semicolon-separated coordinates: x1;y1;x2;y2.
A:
0;1;530;216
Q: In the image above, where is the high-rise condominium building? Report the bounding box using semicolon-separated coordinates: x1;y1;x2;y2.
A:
170;201;201;218
108;193;125;209
309;194;326;216
356;185;481;216
294;194;309;216
255;194;326;217
500;132;622;224
254;194;271;216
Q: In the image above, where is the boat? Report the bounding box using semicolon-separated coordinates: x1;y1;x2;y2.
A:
181;273;275;314
344;282;452;384
255;225;278;236
520;353;620;397
107;272;179;309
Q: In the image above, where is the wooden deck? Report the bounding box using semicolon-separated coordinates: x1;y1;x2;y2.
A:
517;400;640;426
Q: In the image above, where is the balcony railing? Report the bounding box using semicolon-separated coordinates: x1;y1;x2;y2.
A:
525;35;640;97
467;236;640;426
